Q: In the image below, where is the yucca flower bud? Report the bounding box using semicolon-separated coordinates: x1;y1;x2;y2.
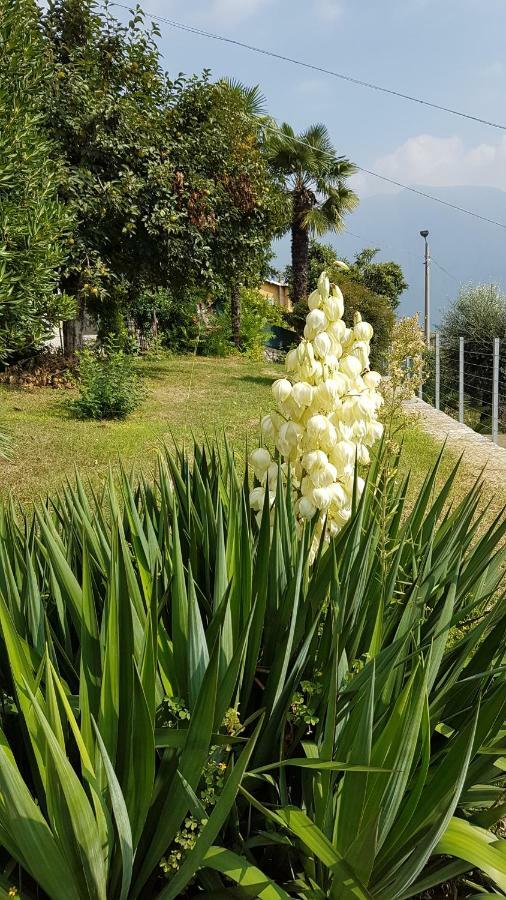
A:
312;486;332;510
363;370;381;389
310;461;337;488
313;331;331;359
317;270;330;300
299;496;317;519
323;295;344;321
308;289;322;310
291;381;313;408
340;355;362;379
249;486;273;512
354;320;374;342
249;447;271;478
272;378;292;405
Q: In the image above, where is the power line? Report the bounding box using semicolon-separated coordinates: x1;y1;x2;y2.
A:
110;2;506;133
431;258;460;283
260;120;506;231
111;3;506;231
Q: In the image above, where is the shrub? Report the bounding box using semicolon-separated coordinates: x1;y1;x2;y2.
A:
71;340;143;419
382;313;426;431
0;443;504;897
0;0;71;363
200;286;285;358
129;286;201;353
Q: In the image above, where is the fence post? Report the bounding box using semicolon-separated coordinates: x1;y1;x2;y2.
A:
435;332;440;411
458;336;464;424
492;337;500;445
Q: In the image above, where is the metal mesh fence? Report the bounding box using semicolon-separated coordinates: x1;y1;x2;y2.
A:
414;336;505;445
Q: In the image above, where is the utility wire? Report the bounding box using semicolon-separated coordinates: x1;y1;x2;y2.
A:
431;258;460;283
109;3;506;231
259;120;506;231
110;2;506;133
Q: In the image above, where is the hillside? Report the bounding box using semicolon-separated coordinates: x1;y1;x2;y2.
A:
273;185;506;323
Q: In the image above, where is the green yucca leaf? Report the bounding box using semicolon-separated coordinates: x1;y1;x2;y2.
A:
23;681;107;899
202;846;290;899
0;736;80;900
132;640;220;896
435;817;506;893
157;716;264;900
187;563;209;711
93;720;133;900
79;537;101;760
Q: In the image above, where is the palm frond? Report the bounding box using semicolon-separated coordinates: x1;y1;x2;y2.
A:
220;78;267;117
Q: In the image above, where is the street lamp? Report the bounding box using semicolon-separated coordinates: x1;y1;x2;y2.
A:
419;230;430;344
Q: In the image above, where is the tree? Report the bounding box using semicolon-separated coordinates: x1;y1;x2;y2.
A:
42;0;177;353
0;0;71;364
267;123;357;306
352;248;407;310
42;2;283;351
167;77;284;348
439;283;506;429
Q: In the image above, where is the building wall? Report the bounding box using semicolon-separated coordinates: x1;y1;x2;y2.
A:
260;281;292;311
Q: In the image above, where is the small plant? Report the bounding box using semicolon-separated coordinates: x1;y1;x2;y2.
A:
70;338;143;419
381;313;426;435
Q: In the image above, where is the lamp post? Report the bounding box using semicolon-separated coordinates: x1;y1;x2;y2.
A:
420;230;430;344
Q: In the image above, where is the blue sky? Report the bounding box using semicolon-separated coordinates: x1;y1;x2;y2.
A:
112;0;506;193
111;0;506;314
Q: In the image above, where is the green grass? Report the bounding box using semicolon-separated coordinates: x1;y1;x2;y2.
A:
0;353;502;512
0;355;282;503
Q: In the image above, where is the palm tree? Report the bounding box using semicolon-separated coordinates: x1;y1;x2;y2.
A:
267;123;358;305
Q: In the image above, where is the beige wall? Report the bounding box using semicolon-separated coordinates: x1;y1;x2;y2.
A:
260;281;292;311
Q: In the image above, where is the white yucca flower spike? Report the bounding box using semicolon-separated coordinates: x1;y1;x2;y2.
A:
250;270;384;544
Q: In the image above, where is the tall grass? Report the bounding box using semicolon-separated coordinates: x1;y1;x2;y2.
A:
0;442;504;897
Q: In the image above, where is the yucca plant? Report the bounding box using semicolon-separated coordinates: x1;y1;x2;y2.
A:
0;441;504;897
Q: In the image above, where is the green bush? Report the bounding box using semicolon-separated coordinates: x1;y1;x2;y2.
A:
0;0;71;363
200;286;285;358
71;341;143;419
129;286;201;353
0;443;505;897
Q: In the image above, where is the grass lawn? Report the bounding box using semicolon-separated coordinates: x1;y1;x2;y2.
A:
0;355;283;503
0;352;499;509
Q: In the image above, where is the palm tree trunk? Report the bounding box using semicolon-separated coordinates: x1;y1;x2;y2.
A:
291;191;310;305
231;282;241;348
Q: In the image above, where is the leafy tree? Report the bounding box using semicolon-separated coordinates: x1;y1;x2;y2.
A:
267;123;357;305
352;247;407;310
0;0;71;364
42;1;283;351
167;77;284;347
439;283;506;429
42;0;176;352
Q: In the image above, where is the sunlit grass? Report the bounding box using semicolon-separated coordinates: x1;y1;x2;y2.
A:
1;353;503;514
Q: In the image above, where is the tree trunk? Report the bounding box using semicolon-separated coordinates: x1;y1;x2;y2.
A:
231;282;241;348
291;190;310;306
62;300;85;356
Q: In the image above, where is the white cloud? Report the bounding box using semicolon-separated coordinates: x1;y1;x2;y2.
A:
316;0;343;21
356;133;506;196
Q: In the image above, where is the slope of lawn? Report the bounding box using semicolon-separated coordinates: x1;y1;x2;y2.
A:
0;355;284;503
0;352;499;507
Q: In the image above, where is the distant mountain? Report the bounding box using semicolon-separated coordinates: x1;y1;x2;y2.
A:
272;185;506;324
